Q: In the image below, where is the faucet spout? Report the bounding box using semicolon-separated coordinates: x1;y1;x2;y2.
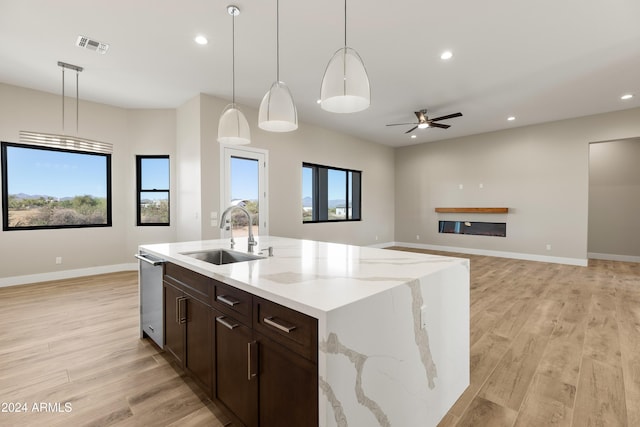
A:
219;204;256;252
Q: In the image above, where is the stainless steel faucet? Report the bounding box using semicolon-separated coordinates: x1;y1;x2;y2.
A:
219;204;257;252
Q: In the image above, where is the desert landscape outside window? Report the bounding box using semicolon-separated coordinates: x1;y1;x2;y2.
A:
1;141;112;230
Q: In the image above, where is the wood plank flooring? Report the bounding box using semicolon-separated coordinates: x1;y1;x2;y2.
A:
387;248;639;427
0;251;638;426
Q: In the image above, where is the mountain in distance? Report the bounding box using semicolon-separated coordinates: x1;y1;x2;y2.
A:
12;193;75;201
302;197;348;208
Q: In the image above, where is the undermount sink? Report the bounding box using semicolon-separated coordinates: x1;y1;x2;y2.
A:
181;249;265;265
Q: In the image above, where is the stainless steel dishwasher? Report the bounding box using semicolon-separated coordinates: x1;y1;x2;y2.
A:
136;251;165;348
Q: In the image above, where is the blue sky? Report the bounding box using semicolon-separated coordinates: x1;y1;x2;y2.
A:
231;156;259;200
302;167;349;200
6;145;107;198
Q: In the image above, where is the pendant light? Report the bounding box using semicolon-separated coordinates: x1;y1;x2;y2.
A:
319;0;370;113
258;0;298;132
20;61;112;154
218;5;250;145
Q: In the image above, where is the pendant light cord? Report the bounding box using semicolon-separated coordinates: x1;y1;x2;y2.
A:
232;11;236;104
276;0;280;82
344;0;347;47
61;67;65;132
76;70;79;133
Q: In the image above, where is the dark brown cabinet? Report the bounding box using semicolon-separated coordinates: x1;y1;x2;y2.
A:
162;262;318;426
163;264;213;395
257;332;318;426
214;312;258;427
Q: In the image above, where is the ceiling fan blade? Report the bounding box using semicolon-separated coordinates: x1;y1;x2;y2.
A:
430;112;463;122
386;122;419;127
429;122;450;129
404;126;419;134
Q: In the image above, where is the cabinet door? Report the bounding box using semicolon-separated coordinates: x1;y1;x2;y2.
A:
163;282;184;364
185;296;212;395
214;314;258;427
258;334;318;427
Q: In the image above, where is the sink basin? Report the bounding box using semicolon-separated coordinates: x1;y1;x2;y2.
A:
181;249;264;265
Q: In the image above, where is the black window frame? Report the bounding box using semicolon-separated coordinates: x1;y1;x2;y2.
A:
302;162;361;223
1;141;112;231
136;155;170;226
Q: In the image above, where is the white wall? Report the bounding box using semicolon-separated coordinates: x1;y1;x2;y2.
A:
394;107;640;265
0;83;175;283
588;138;640;260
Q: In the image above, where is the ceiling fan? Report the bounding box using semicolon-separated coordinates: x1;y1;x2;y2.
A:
386;109;463;134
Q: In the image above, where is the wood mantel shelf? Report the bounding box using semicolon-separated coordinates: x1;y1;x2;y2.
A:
435;207;509;214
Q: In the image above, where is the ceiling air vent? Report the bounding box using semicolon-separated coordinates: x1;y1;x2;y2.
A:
76;35;109;54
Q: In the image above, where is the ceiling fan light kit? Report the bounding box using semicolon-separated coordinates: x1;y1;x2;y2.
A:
319;0;370;114
258;0;298;132
218;5;251;145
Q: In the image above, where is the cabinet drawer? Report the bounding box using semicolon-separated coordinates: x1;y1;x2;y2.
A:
253;297;318;362
163;263;212;305
213;280;252;325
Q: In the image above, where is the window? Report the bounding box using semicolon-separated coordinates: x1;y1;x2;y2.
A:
1;141;112;231
136;155;170;226
302;162;361;223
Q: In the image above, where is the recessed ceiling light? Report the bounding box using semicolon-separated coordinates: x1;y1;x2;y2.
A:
507;116;516;121
411;135;417;139
440;51;453;60
194;35;208;45
621;94;633;100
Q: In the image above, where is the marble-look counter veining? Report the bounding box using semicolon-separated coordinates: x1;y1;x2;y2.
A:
140;236;470;426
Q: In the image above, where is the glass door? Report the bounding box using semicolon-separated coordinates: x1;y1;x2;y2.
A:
220;146;268;238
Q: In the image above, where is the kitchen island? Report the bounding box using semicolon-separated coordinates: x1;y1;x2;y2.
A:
140;236;469;427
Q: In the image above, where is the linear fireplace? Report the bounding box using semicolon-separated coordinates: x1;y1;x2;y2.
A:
438;221;506;237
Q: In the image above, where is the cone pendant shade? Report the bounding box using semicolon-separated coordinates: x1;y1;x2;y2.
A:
217;103;250;145
320;46;370;113
259;81;298;132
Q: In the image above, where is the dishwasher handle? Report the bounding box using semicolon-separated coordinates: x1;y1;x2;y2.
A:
135;254;165;266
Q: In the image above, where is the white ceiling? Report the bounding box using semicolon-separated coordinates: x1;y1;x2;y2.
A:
1;0;639;147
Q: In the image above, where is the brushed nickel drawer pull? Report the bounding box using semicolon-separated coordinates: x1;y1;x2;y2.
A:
217;295;240;307
148;325;155;332
264;316;296;333
216;316;239;330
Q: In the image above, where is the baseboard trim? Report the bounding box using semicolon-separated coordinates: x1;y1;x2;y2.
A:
367;241;396;249
588;252;640;263
0;263;138;288
389;242;588;267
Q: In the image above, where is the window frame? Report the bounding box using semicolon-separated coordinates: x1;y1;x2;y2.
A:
1;141;112;231
136;155;170;227
302;162;362;223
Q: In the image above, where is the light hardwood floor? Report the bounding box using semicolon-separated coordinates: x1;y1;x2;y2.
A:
0;252;638;426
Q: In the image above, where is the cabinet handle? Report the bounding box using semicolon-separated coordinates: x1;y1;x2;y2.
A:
217;295;240;307
216;316;239;330
178;297;187;324
175;296;182;324
247;341;258;381
263;316;296;333
148;325;155;332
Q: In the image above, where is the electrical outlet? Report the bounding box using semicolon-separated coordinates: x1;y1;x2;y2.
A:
546;244;552;251
375;235;379;241
458;184;464;190
416;234;420;240
55;257;62;265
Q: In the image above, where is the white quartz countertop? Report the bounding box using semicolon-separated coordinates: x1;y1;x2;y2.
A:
139;236;468;319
